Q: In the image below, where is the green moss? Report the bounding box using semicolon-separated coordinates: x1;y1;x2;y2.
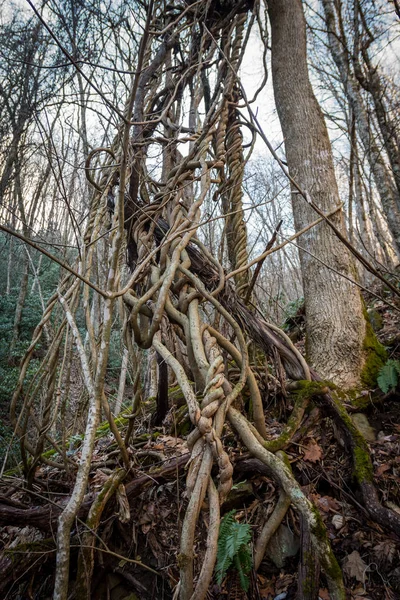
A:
367;308;383;331
262;382;334;453
360;305;387;389
265;432;291;454
310;504;327;541
324;552;343;583
353;444;373;483
329;390;373;484
276;450;292;471
177;553;190;568
291;380;335;400
171;404;191;436
42;448;57;458
169;383;193;406
350;394;371;410
309;505;343;584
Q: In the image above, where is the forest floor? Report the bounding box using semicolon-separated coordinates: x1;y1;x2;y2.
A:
0;284;399;600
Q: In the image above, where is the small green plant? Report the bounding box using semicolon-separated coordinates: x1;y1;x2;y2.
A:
282;297;304;331
215;510;252;592
377;359;400;394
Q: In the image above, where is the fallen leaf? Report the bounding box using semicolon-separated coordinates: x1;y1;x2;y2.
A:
343;550;368;583
258;574;275;598
319;588;330;599
374;540;396;566
303;439;322;462
376;464;391;477
317;495;340;513
116;484;130;523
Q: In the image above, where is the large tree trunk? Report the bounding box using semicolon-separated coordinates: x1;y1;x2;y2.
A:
268;0;366;388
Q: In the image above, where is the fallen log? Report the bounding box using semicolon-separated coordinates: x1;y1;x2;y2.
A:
0;454;189;532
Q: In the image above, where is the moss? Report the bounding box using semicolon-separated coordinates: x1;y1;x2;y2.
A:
329;390;373;484
353;444;373;483
276;450;292;471
177;553;190;568
324;552;343;584
263;383;334;453
5;538;55;561
309;505;343;585
113;415;129;428
367;308;383;331
169;383;193;406
172;405;191;436
42;448;57;458
348;394;371;410
360;305;387;389
265;432;292;454
291;380;335;400
310;504;327;541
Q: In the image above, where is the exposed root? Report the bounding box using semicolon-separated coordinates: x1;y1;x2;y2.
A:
75;469;127;599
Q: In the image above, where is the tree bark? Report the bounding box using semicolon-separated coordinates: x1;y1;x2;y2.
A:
268;0;366;388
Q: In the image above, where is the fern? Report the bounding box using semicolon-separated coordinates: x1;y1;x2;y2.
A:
215;510;252;592
377;360;400;394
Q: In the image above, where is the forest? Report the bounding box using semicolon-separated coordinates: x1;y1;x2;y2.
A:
0;0;400;598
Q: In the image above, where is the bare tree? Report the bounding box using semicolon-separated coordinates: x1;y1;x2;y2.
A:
268;0;367;388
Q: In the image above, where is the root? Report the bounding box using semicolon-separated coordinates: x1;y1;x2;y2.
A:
190;479;220;600
314;385;400;536
253;452;292;571
228;406;346;600
75;469;127;600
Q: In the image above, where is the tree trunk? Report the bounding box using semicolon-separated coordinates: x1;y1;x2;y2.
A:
9;259;29;359
321;0;400;256
268;0;366;388
114;348;129;415
353;0;400;206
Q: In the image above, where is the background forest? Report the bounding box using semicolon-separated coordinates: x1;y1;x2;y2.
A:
0;0;400;599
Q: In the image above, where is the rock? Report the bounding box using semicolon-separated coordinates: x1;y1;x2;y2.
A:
266;524;300;568
332;514;344;530
351;413;376;442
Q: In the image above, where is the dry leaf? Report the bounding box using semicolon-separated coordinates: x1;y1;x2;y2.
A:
257;574;275;597
376;464;391;477
303;439;322;462
319;588;330;599
374;540;396;566
91;469;110;489
317;495;340;513
343;550;368;583
116;484;130;523
155;435;188;454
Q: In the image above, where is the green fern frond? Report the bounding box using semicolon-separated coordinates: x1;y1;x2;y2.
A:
215;510;252;591
377;359;400;394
